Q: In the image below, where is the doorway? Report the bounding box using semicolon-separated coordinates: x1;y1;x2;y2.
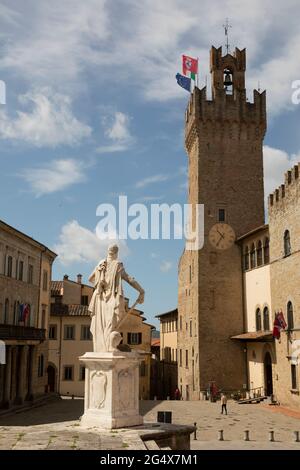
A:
47;364;56;392
264;352;273;396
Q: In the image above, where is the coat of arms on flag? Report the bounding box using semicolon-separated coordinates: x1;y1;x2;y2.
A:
182;55;198;80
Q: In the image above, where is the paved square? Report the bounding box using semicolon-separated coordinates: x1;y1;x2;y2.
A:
0;398;300;450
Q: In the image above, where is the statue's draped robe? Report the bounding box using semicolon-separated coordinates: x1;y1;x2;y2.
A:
88;259;128;352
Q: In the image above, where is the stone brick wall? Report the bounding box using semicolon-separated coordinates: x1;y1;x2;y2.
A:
178;47;266;398
269;163;300;408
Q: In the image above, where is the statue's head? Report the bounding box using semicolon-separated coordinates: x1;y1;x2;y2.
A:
107;244;119;259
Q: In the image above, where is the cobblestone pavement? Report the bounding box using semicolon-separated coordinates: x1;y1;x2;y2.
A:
0;398;300;450
141;400;300;450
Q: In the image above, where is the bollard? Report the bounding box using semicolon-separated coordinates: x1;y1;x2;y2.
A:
244;430;250;441
71;394;74;400
218;430;224;441
194;422;197;440
293;431;300;442
269;430;275;442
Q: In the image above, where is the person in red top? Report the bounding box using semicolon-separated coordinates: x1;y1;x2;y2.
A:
174;388;181;400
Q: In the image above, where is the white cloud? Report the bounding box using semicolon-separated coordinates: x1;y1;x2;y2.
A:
160;260;173;272
264;145;300;199
0;88;91;147
20;159;86;196
135;174;170;189
97;111;134;154
54;220;128;266
2;1;300;115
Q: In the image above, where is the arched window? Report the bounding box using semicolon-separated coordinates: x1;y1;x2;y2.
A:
4;299;9;324
250;243;256;269
284;230;291;257
263;307;270;331
287;301;294;330
7;256;12;277
257;241;263;266
244;246;249;270
264;238;270;264
223;68;233;95
256;308;262;331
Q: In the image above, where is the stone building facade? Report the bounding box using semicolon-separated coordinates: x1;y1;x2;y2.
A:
48;276;154;399
178;45;266;399
268;165;300;409
0;219;56;408
156;309;178;399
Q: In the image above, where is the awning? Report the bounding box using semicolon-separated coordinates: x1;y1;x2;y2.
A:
231;331;274;342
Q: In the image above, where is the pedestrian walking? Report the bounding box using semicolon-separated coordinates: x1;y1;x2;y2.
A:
221;393;228;415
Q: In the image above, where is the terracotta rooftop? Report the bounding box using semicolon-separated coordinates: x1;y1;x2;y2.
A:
156;308;178;319
68;304;90;316
151;338;160;347
51;281;63;296
231;331;273;342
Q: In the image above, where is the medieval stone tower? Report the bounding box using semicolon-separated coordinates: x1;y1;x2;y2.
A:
177;46;267;399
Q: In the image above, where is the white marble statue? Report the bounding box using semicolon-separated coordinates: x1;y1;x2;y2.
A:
88;244;145;352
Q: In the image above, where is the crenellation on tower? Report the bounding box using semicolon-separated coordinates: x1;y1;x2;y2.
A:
268;162;300;209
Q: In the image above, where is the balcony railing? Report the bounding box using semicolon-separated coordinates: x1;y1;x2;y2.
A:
0;324;46;341
50;303;69;315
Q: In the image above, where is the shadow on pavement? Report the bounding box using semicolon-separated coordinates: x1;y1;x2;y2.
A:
0;398;84;426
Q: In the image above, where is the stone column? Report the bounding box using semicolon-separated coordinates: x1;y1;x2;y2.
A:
11;347;17;403
26;346;34;401
15;346;28;404
3;346;12;408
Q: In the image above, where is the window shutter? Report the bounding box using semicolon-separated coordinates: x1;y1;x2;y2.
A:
138;332;142;344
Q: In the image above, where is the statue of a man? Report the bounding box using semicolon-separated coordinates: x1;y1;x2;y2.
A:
88;244;145;352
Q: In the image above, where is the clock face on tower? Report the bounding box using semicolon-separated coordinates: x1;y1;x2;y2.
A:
208;223;236;250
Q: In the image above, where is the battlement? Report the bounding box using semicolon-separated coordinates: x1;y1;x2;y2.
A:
184;86;266;150
268;163;300;208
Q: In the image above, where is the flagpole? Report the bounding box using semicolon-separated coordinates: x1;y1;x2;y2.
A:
197;57;199;88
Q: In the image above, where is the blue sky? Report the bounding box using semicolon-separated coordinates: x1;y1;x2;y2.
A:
1;0;300;329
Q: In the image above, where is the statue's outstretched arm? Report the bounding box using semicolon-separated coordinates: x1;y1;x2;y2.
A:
122;269;145;304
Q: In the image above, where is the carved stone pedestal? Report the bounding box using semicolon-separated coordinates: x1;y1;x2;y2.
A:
79;351;143;429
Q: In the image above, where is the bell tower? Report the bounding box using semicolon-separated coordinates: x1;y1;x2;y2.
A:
177;45;266;399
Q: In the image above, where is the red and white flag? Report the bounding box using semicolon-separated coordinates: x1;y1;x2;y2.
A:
182;55;198;76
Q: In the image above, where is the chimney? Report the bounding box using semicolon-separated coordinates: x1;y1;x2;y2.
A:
63;274;69;280
77;274;82;284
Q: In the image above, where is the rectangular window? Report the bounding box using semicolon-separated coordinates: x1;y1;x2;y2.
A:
180;316;182;330
28;264;34;284
7;256;12;277
81;295;89;306
18;261;24;281
64;366;74;381
81;325;92;340
43;270;48;291
41;308;46;329
127;332;142;345
49;324;57;340
79;366;85;381
218;208;225;222
189;265;192;283
64;325;75;340
140;360;147;377
38;354;44;377
291;364;298;390
179;349;182;367
190;320;192;337
185;350;189;368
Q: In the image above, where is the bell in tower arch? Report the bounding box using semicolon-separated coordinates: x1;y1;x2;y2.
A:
224;69;233;87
